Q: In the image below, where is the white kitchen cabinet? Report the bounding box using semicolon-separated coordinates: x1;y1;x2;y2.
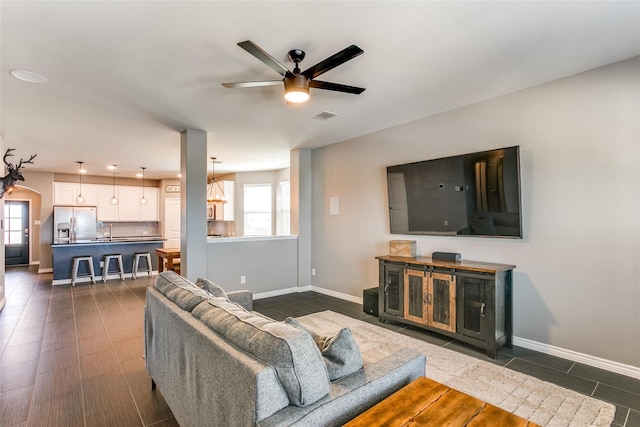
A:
96;184;118;221
211;180;235;221
56;182;159;222
117;186;159;221
53;182;76;205
117;187;141;221
53;182;98;206
139;188;159;221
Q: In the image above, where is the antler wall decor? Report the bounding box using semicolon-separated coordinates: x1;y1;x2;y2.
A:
1;148;37;199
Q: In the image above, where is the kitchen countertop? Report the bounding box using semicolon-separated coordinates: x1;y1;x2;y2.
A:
206;235;297;243
52;236;165;246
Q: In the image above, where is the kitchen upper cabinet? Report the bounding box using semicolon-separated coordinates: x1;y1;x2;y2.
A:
56;182;159;222
96;185;118;221
53;182;98;206
139;188;159;221
53;183;76;205
209;181;235;221
118;187;159;221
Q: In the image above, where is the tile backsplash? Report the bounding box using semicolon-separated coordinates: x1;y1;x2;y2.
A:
97;221;160;238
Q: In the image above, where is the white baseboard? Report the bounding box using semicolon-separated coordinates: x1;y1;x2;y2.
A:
253;285;362;303
309;286;363;305
38;267;53;274
253;287;302;300
513;336;640;380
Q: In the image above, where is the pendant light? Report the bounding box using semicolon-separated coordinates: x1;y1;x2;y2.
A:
206;157;227;204
75;161;86;204
109;164;118;205
139;167;148;205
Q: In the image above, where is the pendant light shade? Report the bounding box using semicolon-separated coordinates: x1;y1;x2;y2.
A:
206;157;227;204
139;167;148;205
75;161;86;204
109;165;118;205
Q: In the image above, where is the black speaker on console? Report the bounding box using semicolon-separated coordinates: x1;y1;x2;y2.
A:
363;287;379;316
432;252;462;262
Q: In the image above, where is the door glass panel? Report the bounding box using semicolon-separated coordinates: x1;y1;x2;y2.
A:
387;270;400;311
432;278;450;324
407;274;424;318
4;204;24;244
463;280;482;333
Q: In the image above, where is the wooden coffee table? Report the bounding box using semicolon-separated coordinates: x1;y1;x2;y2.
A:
344;376;540;427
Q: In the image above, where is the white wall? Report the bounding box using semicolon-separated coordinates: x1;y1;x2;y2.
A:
310;57;640;368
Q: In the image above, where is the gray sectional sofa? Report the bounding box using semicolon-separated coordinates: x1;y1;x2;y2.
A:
144;271;425;426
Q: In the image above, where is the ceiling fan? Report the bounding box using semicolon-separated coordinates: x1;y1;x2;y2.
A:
222;40;365;103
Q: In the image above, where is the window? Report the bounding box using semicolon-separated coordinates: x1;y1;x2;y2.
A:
277;181;290;235
4;203;24;245
243;184;272;236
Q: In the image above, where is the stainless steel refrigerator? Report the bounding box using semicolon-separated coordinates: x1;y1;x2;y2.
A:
53;206;97;242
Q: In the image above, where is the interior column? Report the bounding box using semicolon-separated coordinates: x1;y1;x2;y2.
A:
180;129;207;281
291;148;312;288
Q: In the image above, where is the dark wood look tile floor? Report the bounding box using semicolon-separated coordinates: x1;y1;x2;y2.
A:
1;265;639;426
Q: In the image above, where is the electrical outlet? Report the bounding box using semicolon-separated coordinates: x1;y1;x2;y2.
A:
240;276;246;284
312;268;316;276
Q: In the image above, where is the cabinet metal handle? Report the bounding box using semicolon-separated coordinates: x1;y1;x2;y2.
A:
427;294;432;305
384;285;389;294
480;303;486;316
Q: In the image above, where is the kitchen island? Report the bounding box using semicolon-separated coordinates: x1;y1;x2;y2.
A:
51;237;165;285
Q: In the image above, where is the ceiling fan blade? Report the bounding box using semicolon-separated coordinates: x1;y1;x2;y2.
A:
222;80;283;89
310;80;365;94
237;40;291;77
302;45;364;79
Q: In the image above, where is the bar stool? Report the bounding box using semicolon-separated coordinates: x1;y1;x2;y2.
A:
71;256;96;286
132;252;153;279
102;254;125;283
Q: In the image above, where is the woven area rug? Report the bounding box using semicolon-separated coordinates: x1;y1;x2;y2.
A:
296;311;615;427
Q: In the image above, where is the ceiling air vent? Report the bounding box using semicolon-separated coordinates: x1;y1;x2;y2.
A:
312;111;338;121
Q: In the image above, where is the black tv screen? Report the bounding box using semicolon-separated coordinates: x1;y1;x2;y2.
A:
387;146;522;238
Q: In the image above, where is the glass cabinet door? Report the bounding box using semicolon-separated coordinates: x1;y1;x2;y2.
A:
383;264;404;316
457;275;487;339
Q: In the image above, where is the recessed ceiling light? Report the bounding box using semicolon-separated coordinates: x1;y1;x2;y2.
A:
10;69;48;83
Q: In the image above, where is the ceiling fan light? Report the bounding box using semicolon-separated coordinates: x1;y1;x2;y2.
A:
285;89;310;103
284;75;310;103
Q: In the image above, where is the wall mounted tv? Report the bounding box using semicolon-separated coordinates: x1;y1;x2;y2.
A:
387;146;522;238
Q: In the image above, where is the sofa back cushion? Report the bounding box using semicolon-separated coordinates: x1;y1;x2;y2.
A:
154;271;211;312
192;297;331;406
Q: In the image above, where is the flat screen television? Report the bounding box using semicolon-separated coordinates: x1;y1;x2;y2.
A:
387;146;522;238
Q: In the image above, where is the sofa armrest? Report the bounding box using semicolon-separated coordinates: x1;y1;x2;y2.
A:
227;290;253;311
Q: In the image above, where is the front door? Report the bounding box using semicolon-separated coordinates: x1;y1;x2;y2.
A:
4;201;29;265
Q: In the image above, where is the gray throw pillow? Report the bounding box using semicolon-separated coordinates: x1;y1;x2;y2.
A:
193;298;330;406
195;277;228;299
285;317;363;380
